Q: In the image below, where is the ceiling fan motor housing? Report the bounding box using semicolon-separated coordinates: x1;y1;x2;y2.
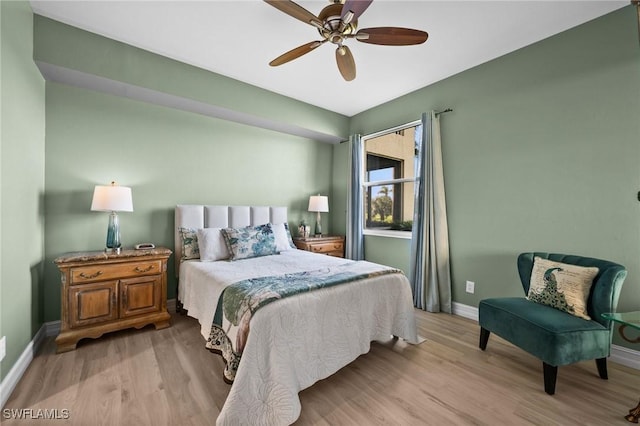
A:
318;3;357;44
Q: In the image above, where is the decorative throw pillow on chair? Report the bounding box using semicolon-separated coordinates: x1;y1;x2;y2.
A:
527;257;599;320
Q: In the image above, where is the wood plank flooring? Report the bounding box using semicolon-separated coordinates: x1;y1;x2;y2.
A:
4;310;640;425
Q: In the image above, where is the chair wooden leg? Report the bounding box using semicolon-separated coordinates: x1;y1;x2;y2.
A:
596;357;608;380
543;362;557;395
479;327;490;350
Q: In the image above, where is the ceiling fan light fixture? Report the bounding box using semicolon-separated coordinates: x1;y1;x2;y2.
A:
318;2;356;36
342;10;355;25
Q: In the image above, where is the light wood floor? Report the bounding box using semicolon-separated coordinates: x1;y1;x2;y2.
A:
4;310;640;425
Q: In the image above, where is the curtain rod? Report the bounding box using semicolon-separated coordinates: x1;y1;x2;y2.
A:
340;109;453;143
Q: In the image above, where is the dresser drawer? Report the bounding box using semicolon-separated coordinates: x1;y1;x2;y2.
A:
70;260;162;284
293;236;345;258
309;241;344;255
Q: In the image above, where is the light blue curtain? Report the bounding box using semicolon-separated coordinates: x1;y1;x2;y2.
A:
346;134;364;260
409;112;452;312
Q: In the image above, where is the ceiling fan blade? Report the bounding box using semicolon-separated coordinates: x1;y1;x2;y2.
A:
356;27;429;46
340;0;373;23
264;0;323;28
269;41;324;66
335;45;356;81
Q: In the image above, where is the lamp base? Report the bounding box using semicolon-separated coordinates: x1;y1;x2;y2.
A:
105;211;122;253
315;211;322;236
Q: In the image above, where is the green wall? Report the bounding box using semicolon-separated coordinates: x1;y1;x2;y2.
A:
31;11;350;324
33;15;349;142
0;1;46;381
346;5;640;348
43;83;335;322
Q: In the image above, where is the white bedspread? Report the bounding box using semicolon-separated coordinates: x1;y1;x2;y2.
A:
179;250;418;425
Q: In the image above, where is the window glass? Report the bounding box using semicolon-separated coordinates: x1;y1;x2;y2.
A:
363;122;419;233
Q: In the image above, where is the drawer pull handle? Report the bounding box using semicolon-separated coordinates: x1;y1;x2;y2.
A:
79;271;102;279
134;265;154;273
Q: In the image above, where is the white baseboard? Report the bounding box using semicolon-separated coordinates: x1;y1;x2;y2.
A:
45;320;61;337
0;324;48;409
609;344;640;370
3;300;639;409
452;302;479;321
451;301;640;370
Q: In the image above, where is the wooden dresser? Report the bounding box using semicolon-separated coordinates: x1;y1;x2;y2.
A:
293;235;345;258
54;247;172;353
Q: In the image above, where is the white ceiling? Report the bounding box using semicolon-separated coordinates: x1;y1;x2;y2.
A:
30;0;628;117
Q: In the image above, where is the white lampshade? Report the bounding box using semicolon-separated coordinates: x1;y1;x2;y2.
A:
91;182;133;212
308;195;329;213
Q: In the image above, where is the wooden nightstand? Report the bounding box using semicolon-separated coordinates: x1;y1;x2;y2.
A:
293;235;345;258
54;247;172;353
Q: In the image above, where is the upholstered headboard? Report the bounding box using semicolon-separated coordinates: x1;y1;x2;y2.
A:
174;205;288;275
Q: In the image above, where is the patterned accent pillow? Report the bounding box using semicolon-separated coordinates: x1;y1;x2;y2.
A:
221;223;278;261
178;227;200;261
527;257;599;320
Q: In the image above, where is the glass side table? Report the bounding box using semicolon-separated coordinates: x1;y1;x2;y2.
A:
603;312;640;423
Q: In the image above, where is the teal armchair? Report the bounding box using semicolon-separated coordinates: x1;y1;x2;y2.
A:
478;252;627;395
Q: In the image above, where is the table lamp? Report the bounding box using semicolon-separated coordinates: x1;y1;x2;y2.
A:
308;194;329;236
91;181;133;253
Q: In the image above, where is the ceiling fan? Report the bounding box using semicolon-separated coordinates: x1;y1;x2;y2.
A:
264;0;429;81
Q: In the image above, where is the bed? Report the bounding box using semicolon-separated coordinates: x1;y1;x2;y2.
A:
175;205;419;425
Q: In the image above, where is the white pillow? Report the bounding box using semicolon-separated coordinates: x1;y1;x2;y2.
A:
272;223;293;252
197;228;229;261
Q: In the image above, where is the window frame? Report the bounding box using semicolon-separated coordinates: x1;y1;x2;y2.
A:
361;119;421;239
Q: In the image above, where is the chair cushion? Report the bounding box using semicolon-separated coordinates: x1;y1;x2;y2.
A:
479;297;611;366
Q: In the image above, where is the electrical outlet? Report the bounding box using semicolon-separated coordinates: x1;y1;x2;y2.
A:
465;280;475;294
0;336;6;362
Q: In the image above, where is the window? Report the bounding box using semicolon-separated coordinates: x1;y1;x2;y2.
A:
362;120;420;235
